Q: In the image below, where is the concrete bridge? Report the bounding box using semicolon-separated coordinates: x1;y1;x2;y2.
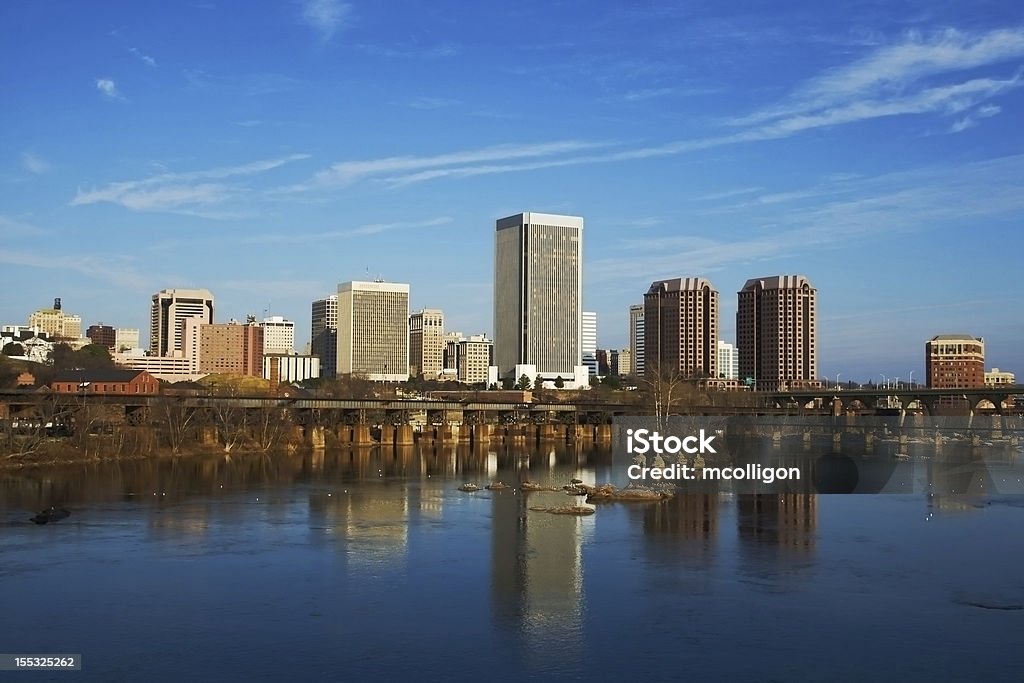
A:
765;386;1024;416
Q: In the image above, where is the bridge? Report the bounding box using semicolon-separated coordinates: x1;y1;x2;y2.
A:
764;386;1024;416
2;386;1022;426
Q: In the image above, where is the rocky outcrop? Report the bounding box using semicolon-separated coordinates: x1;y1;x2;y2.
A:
529;505;595;516
30;506;71;525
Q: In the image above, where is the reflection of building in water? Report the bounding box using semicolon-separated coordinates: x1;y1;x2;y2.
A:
644;493;719;539
308;485;411;569
737;494;816;550
927;459;987;514
491;489;587;667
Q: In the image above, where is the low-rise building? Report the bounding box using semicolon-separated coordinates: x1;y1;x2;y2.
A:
985;368;1016;386
51;369;159;395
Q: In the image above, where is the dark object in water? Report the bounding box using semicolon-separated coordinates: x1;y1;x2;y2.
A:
30;507;71;525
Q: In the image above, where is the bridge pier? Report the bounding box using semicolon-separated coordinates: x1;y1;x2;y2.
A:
396;425;414;446
353;424;373;446
306;425;325;448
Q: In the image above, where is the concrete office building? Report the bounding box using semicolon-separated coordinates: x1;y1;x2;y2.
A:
457;334;493;384
615;348;632;377
264;354;320;383
629;304;645;378
717;340;739;380
115;328;140;353
644;278;718;380
926;334;985;389
493;212;588;389
260;316;295;355
337;281;410;382
311;295;338;378
984;368;1015;386
581;311;597;376
737;275;818;391
409;309;445;380
150;288;214;357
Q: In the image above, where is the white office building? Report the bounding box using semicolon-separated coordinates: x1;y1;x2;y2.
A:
581;311;597;376
717;340;739;380
337;281;410;382
150;288;214;357
260;316;295;355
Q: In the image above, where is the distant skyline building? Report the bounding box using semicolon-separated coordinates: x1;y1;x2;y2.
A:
264;353;320;384
737;275;818;391
615;348;632;377
27;298;81;340
581;311;597;376
644;278;718;379
86;324;116;349
926;334;985;389
115;328;140;353
337;281;410;382
409;309;444;380
629;304;645;378
984;367;1015;386
150;288;214;357
310;294;338;378
260;315;295;355
493;212;587;388
456;334;493;384
717;340;739;380
184;319;263;376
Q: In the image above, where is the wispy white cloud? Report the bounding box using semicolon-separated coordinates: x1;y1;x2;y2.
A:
71;154;310;213
129;47;156;66
0;215;51;237
21;152;50;174
589;154;1024;286
404;96;460;110
948;103;1002;133
288;27;1024;191
96;78;123;100
304;141;611;188
300;0;351;42
149;217;451;251
0;248;148;288
732;27;1024;127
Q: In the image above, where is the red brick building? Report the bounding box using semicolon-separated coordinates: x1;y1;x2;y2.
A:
51;369;160;395
926;334;985;389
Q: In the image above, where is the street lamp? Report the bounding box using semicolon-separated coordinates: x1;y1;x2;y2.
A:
908;370;914;389
880;373;887;389
835;372;841;389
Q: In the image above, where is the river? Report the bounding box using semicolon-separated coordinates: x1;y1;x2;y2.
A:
1;444;1022;681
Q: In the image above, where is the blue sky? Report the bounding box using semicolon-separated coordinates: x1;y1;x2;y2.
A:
2;0;1022;381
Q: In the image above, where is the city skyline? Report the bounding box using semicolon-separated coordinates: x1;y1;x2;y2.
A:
2;2;1023;379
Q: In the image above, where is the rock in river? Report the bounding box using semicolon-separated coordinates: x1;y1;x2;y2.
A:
30;507;71;525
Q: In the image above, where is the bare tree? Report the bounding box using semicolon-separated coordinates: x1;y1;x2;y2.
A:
153;397;199;454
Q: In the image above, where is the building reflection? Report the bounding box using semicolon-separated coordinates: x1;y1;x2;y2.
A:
737;494;817;551
644;491;720;539
491;480;587;669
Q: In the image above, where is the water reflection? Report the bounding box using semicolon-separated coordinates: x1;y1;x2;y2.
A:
1;442;1023;680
